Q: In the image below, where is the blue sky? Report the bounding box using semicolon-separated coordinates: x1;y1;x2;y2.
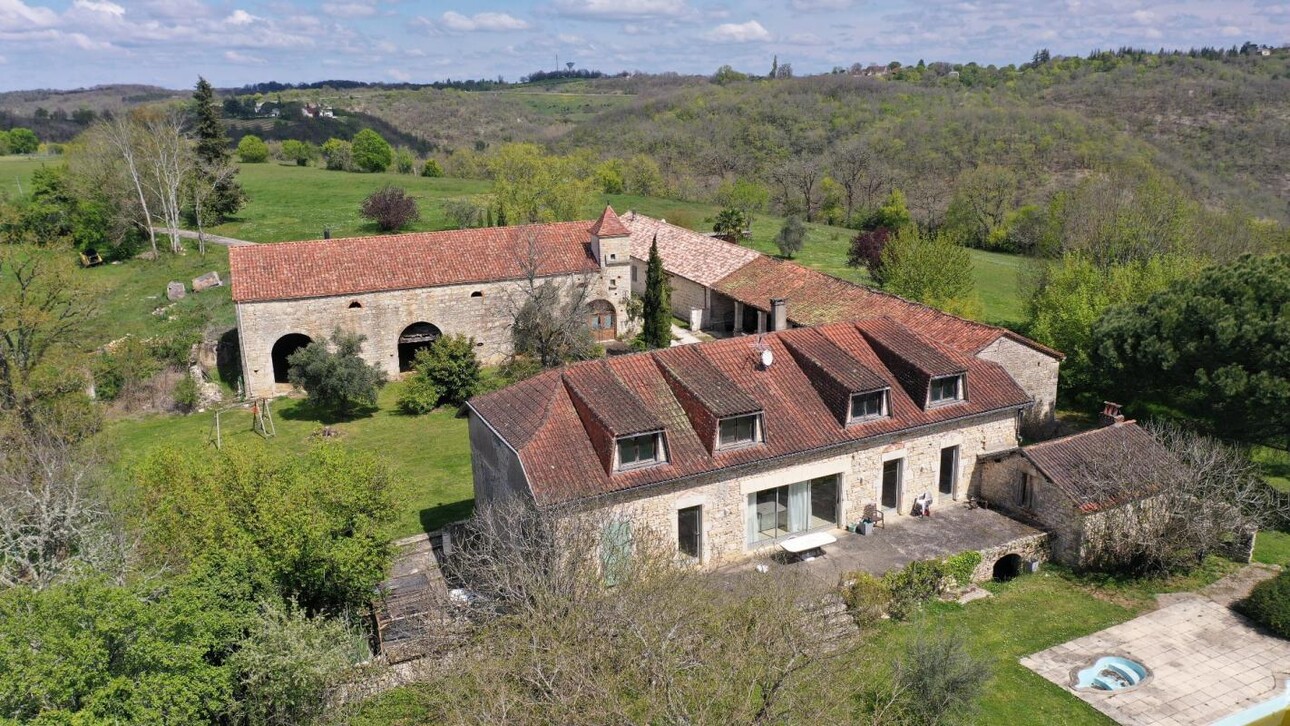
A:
0;0;1286;90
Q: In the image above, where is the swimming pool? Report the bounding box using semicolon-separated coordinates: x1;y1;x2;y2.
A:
1073;656;1149;692
1212;685;1290;726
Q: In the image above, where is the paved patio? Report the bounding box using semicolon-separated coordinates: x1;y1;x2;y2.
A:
725;501;1045;586
1022;565;1290;726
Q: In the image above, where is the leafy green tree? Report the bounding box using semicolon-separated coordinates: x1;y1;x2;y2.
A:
229;599;366;725
136;444;395;615
715;177;770;222
281;139;314;166
594;158;625;193
712;207;749;242
863;189;913;231
1094;254;1290;445
236;134;269;163
624;153;666;196
1026;253;1200;396
0;129;10;155
642;236;672;349
879;227;981;318
488;143;593;223
393;146;416;174
287;329;388;417
943;165;1021;250
7;128;38;154
775;215;806;258
405;334;480;409
321;138;352;171
712;65;749;84
420;158;444;177
191;77;244;220
351;128;393;173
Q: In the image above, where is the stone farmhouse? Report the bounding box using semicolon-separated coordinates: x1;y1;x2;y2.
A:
230;206;1062;430
467;316;1044;566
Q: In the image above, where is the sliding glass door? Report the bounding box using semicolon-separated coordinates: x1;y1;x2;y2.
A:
748;474;840;545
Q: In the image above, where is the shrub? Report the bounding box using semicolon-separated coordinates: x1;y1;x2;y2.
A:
351;128;392;173
443;197;486;229
287;329;388;418
93;337;160;402
421;158;444;177
360;185;420;232
892;632;992;724
173;374;200;413
846;227;892;281
942;551;983;588
411;334;480;407
397;374;441;415
712;207;749;243
321;138;352;171
882;559;947;620
281;139;313;166
236;135;269;163
840;571;890;627
1238;570;1290;638
393;147;416;174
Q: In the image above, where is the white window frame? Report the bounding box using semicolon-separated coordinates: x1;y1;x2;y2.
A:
615;431;666;471
929;374;965;405
849;389;889;422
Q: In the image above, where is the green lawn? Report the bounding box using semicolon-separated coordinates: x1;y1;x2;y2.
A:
0;154;58;193
1253;446;1290;492
1254;530;1290;566
102;382;472;538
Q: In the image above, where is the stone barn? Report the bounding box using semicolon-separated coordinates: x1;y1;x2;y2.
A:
978;407;1178;567
230;207;634;398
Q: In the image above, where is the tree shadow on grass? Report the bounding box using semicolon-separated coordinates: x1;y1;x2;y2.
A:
277;398;379;425
420;499;475;534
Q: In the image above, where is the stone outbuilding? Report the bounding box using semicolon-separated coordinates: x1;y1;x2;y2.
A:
977;406;1177;567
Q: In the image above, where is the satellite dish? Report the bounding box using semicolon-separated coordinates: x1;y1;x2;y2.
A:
760;348;774;368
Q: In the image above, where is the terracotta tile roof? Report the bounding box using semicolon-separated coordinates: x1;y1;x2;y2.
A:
1021;422;1180;513
712;255;1063;359
468;318;1031;506
588;206;631;237
229;222;600;303
621;213;761;287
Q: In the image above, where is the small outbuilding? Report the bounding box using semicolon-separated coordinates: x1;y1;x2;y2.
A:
978;404;1178;567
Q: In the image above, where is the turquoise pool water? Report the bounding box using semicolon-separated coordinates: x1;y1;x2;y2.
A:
1074;656;1148;691
1212;685;1290;726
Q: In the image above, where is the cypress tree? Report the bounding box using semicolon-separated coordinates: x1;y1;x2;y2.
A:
642;235;671;349
192;77;245;221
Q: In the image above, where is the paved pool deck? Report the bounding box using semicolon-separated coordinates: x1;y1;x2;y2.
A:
1022;564;1289;726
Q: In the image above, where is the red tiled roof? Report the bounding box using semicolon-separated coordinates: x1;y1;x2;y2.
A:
622;213;760;287
229;222;600;303
468;318;1031;506
1021;422;1180;513
711;255;1063;359
588;206;631;237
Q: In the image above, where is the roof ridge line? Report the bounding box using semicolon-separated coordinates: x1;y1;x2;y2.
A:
1024;420;1138;450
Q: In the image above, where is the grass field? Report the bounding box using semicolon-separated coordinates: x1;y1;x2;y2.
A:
103;381;472;537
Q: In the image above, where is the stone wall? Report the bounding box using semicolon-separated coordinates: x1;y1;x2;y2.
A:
237;268;629;398
978;453;1086;566
971;532;1050;583
976;337;1061;437
559;409;1022;568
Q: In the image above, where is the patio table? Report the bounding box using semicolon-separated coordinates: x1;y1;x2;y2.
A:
779;532;837;560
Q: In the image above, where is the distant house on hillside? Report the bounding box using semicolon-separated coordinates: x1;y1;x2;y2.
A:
301;103;334;118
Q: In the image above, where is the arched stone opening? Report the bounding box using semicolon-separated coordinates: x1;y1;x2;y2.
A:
271;333;312;384
398;322;441;372
587;299;617;343
992;553;1023;582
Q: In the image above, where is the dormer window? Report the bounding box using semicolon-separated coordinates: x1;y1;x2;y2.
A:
930;375;965;405
718;414;761;449
617;432;664;470
849;390;888;422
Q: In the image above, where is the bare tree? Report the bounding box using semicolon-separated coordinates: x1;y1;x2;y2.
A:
138;111;194;254
1075;421;1286;576
100;115;158;257
188;157;238;256
772;157;823;221
0;434;132;589
501;227;596;367
830;139;874;223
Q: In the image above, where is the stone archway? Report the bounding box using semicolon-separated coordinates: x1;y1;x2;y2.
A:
271;333;312;384
587;300;617;343
398;322;442;372
992;553;1023;582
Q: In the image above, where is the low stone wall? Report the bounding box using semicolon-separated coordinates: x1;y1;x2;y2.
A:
971;531;1050;583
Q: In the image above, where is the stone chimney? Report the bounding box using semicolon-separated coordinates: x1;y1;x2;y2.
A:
1099;401;1125;427
770;298;787;332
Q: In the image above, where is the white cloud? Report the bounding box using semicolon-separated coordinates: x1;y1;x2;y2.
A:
441;10;530;31
225;9;259;26
388;67;412;81
321;2;377;18
73;0;124;16
791;0;855;10
554;0;688;20
223;50;265;64
0;0;60;30
704;19;771;43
